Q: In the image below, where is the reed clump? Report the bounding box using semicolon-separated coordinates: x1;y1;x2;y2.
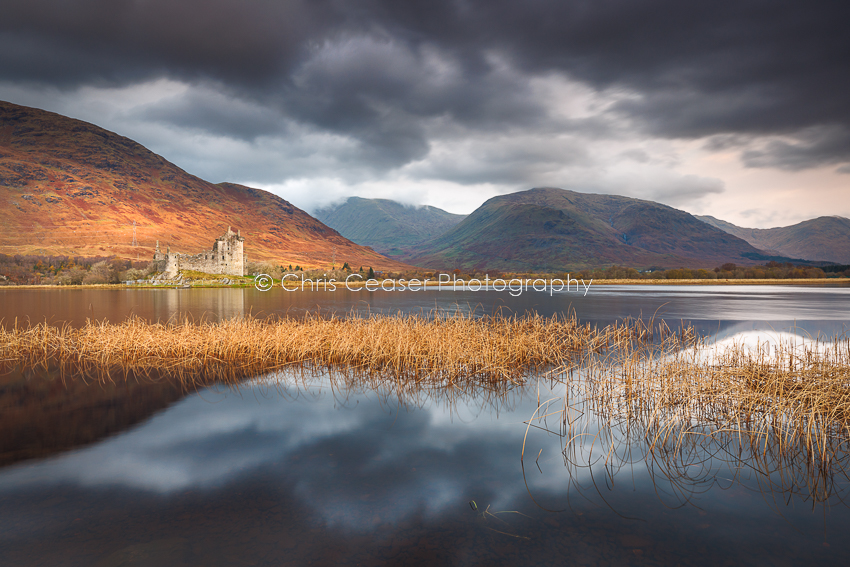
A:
0;311;662;388
519;332;850;511
575;331;850;480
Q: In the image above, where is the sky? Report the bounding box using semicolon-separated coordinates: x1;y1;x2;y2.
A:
1;0;849;227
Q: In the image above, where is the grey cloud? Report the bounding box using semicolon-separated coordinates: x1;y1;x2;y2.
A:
619;149;650;163
702;134;753;152
0;31;158;86
405;134;592;186
646;175;726;206
453;0;850;139
567;172;725;208
6;0;850;131
282;36;555;168
738;208;778;224
136;88;291;141
0;0;334;86
3;0;850;179
741;127;850;171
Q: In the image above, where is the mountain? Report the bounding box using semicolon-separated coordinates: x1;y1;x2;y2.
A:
697;215;850;264
314;197;466;256
401;187;776;271
0;101;409;271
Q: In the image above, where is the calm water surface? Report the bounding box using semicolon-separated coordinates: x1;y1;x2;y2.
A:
2;283;849;326
0;285;849;566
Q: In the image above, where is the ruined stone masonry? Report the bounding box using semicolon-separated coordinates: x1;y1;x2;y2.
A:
153;226;244;278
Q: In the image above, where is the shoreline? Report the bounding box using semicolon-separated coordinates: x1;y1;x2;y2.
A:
579;278;850;286
0;277;848;290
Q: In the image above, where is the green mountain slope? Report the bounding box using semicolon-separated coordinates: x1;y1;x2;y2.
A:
697;215;850;264
402;187;774;271
314;197;466;255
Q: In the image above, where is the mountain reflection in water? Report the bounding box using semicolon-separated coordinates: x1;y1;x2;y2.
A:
2;284;850;329
0;367;185;467
1;365;848;566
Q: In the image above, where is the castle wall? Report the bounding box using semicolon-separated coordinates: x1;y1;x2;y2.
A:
153;227;245;278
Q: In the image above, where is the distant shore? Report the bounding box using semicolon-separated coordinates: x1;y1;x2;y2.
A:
1;277;848;290
583;278;849;285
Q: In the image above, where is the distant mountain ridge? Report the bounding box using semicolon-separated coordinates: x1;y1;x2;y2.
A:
314;197;466;256
0;101;409;271
697;215;850;264
5;101;841;275
400;187;779;271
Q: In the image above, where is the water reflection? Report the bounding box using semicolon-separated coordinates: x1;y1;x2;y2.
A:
2;284;850;328
526;378;850;519
0;374;527;497
1;368;849;565
2;286;850;565
0;366;185;467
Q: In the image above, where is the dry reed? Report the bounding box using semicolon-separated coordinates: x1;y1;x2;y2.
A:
548;329;850;506
582;332;850;453
0;311;661;389
6;310;849;486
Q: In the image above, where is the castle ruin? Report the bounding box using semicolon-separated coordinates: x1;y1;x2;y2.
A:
153;227;245;278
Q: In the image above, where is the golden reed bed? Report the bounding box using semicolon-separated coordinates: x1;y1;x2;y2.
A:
2;312;849;469
0;312;662;387
584;331;850;448
554;329;850;503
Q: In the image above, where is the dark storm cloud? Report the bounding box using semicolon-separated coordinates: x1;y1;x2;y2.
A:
136;88;291;140
741;127;850;171
362;0;850;132
0;0;334;86
3;0;850;172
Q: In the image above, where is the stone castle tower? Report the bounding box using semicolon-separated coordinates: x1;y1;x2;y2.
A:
153;227;245;278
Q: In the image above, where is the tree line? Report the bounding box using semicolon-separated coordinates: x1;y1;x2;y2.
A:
0;254;151;285
573;261;850;280
2;253;848;285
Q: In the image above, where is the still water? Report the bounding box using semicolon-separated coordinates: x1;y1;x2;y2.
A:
1;285;849;566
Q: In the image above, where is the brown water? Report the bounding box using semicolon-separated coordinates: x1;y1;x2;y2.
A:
0;286;848;566
2;283;849;327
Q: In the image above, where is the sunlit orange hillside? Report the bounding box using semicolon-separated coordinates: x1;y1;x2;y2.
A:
0;101;411;271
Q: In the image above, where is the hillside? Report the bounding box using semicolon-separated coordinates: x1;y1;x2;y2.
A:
697;215;850;264
0;101;409;271
314;197;466;255
402;187;776;271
